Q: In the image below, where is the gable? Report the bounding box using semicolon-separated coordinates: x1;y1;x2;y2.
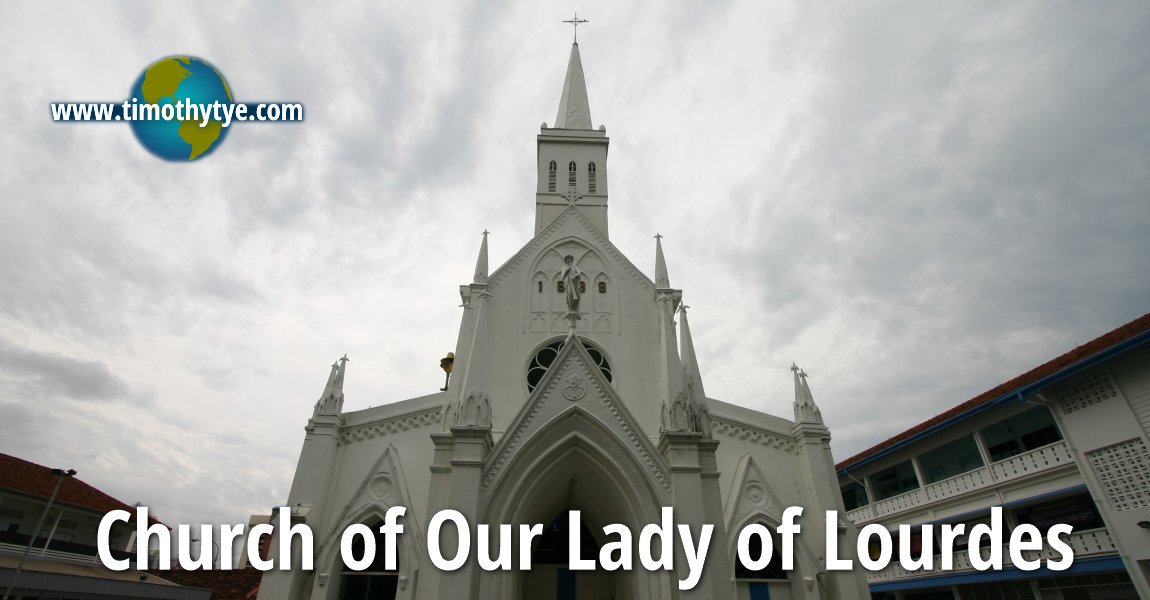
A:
480;336;671;496
316;444;425;560
488;206;654;292
724;453;787;532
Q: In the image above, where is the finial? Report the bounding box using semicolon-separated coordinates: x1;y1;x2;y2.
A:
654;232;663;240
791;362;799;373
340;354;349;364
679;303;690;314
799;368;809;379
482;229;490;237
563;12;589;43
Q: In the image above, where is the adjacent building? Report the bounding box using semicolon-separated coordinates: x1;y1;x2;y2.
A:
837;313;1150;600
0;452;211;600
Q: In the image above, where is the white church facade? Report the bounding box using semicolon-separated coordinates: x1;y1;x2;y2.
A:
257;42;870;600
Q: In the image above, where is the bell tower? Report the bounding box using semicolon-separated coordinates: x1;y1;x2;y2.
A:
535;41;610;237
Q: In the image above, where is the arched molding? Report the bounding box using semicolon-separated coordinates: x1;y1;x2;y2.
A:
312;445;424;600
523;236;618;335
480;408;676;599
724;455;825;600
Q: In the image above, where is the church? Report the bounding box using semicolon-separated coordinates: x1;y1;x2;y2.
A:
256;39;870;600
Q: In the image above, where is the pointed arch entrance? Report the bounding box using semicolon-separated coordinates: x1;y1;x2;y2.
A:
481;409;675;599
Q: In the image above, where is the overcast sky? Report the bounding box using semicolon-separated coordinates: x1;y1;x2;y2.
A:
1;1;1148;531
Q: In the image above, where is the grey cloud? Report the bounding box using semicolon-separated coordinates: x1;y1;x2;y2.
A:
0;338;136;402
1;0;1148;528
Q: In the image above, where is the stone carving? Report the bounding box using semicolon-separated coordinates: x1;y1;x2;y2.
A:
711;417;796;453
369;474;394;502
561;371;587;401
745;482;769;508
561;254;582;315
662;391;696;433
340;409;441;445
458;389;492;428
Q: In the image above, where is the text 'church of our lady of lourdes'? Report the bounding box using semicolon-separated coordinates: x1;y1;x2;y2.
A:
256;40;871;600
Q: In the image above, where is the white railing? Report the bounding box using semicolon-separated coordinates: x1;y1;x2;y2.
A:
846;441;1075;524
990;440;1075;480
867;528;1115;583
0;541;104;565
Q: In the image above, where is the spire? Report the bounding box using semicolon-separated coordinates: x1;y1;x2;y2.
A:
679;305;706;402
473;229;489;284
654;233;670;289
680;304;712;439
792;363;823;425
554;43;593;130
445;287;492;429
314;356;348;416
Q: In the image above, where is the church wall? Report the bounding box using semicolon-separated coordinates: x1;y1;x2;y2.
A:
481;215;667;443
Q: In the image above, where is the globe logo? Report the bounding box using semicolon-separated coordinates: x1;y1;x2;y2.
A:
128;56;233;161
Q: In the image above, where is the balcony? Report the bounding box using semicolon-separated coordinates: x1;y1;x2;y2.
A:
0;530;131;565
866;528;1116;583
846;440;1076;524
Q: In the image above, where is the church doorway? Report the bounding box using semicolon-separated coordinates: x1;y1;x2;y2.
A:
522;511;611;600
482;410;675;599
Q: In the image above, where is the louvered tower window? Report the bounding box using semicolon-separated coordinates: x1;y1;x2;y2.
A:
548;161;557;192
568;161;577;189
588;162;597;194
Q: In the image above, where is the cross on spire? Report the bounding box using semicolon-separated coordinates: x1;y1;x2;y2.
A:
563;12;589;43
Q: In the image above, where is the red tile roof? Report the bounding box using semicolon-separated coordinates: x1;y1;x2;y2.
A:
837;312;1150;471
0;452;164;525
159;568;263;600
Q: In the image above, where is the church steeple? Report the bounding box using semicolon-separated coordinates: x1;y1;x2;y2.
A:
535;39;610;236
555;43;593;130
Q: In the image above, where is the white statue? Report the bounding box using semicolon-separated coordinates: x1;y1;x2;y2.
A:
560;254;582;316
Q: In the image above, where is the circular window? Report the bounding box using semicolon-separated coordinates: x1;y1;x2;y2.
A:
527;340;613;393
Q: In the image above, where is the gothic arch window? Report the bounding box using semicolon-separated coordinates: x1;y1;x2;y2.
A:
526;339;613;393
548;161;557;192
734;525;788;583
340;517;399;600
568;161;577;189
587;162;597;194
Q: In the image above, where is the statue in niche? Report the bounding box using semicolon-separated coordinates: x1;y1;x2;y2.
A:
560;254;582;317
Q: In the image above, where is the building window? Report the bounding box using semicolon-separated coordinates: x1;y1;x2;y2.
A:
548;161;557;192
980;406;1063;462
734;528;787;581
918;434;985;484
1012;492;1104;534
527;340;613;393
588;162;597;193
841;481;868;511
340;518;399;600
557;281;565;293
598;281;606;293
579;280;586;293
568;161;577;189
537;281;543;293
870;460;920;501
